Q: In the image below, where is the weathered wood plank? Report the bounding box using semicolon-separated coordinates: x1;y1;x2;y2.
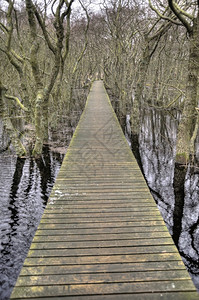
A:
43;209;159;215
19;293;199;300
16;270;191;286
39;215;163;223
23;253;182;266
20;260;188;276
47;200;156;205
40;211;160;219
11;280;196;298
35;225;167;235
37;220;165;229
30;238;174;250
43;206;159;213
32;231;171;242
49;193;153;200
48;202;156;207
46;203;155;208
28;245;178;257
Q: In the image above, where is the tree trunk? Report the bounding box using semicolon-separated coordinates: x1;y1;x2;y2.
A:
0;83;27;157
32;90;45;157
176;16;199;164
131;43;151;135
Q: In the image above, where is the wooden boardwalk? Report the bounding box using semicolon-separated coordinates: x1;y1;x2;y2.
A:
11;81;198;299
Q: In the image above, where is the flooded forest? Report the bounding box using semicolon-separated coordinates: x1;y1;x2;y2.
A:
0;0;199;299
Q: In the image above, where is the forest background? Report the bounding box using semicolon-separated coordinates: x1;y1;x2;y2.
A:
0;0;199;165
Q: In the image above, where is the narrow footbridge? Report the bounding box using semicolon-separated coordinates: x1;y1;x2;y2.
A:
11;81;198;299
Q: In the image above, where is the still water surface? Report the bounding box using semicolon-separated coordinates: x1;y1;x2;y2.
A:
0;109;199;298
0;148;64;299
139;108;199;290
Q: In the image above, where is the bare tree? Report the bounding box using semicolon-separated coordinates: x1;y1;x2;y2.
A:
149;0;199;163
0;0;75;156
26;0;74;156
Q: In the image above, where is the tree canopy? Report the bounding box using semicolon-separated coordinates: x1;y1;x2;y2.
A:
0;0;198;163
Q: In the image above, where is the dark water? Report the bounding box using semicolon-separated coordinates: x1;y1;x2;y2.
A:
138;108;199;290
0;147;64;300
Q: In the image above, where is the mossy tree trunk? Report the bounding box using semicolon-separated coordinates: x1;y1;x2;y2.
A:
166;0;199;163
0;81;27;157
0;0;30;154
176;16;199;163
25;0;74;157
25;0;44;157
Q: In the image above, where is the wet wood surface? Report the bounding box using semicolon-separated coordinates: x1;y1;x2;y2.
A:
11;81;198;299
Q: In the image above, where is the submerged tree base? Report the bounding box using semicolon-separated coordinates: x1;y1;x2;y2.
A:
176;152;189;165
172;163;187;246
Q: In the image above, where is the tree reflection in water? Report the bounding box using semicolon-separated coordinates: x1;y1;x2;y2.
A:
138;108;199;290
0;147;64;300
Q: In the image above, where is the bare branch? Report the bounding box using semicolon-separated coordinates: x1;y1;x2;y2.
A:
61;0;75;22
11;49;24;63
149;0;182;26
5;94;28;111
0;22;8;33
173;1;194;21
33;6;56;54
63;10;71;60
72;0;90;76
168;0;193;34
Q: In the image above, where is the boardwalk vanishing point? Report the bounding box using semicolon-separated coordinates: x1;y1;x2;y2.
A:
11;81;198;299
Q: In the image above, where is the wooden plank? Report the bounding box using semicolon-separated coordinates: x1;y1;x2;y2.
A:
43;208;159;214
20;260;187;276
30;238;174;250
55;180;146;185
16;270;191;286
51;188;150;193
19;293;199;300
23;253;182;266
35;226;168;236
49;194;153;200
28;245;178;257
46;202;156;207
53;178;152;183
32;231;171;242
39;215;163;223
37;220;166;229
40;212;160;219
11;280;196;298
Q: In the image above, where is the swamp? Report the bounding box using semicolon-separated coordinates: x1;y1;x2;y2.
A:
0;0;199;298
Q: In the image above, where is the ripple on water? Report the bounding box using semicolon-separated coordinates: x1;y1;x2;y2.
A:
0;150;63;300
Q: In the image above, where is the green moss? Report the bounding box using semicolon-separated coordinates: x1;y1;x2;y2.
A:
176;152;189;165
